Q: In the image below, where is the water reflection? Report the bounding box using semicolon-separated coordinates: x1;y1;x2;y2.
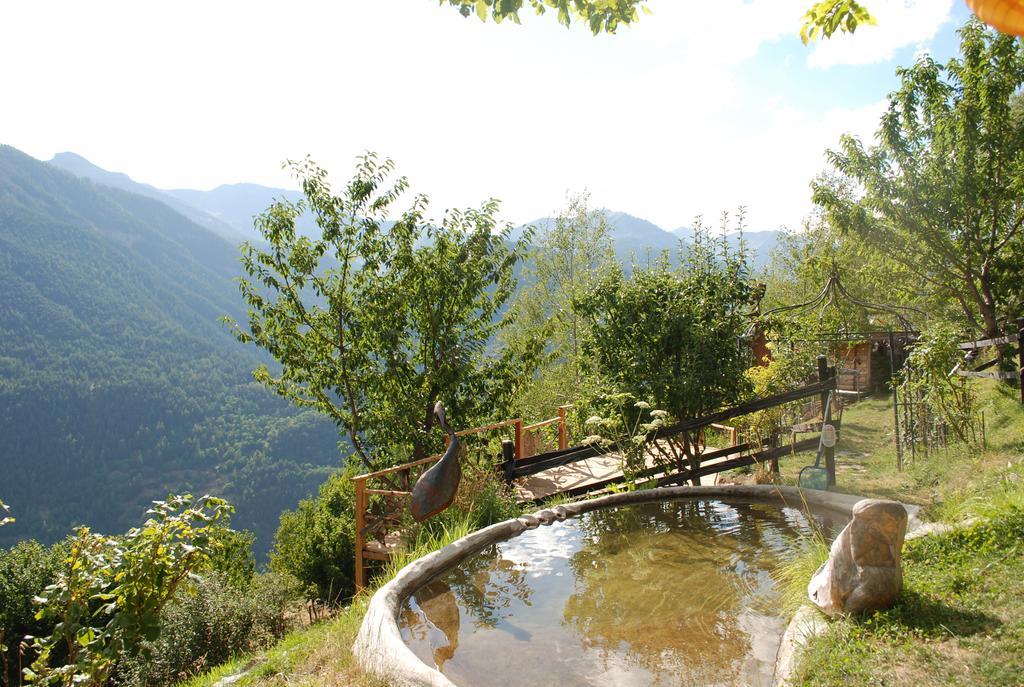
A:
399;499;845;687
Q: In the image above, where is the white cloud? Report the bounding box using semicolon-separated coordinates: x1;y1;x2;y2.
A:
0;0;945;234
807;0;955;68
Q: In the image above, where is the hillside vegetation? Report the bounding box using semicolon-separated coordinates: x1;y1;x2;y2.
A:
0;145;342;555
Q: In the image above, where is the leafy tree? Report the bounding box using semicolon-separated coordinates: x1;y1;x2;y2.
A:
506;192;616;416
228;154;541;468
436;0;877;40
812;20;1024;353
576;217;754;479
437;0;649;34
25;495;232;687
800;0;875;44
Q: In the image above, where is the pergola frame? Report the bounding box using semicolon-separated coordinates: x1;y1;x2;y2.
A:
749;267;926;470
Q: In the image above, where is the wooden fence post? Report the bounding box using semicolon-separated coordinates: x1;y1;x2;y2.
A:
501;439;516;483
888;331;903;471
1017;317;1024;405
817;355;837;487
514;419;523;460
558;405;568;450
354;477;367;592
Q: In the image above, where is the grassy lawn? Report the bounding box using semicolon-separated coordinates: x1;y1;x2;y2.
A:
775;380;1024;687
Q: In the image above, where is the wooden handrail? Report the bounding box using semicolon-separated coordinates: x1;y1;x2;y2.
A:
352;403;572;590
523;416;560;432
709;423;738;447
453;418;521;436
352;453;442;482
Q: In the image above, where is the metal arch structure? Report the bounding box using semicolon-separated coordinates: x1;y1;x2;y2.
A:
745;265;926;341
746;266;926;470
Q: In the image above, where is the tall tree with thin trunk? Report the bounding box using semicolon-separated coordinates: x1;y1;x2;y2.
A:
812;20;1024;351
226;154;541;469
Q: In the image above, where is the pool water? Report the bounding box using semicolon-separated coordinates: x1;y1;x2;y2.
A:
399;498;846;687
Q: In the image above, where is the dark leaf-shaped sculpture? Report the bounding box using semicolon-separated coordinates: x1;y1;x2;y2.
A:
410;401;461;522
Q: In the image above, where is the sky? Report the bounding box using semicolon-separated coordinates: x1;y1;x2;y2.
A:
1;0;973;231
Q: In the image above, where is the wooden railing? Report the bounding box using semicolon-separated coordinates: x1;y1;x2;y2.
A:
955;317;1023;404
506;377;836;480
351;404;572;591
349;369;841;590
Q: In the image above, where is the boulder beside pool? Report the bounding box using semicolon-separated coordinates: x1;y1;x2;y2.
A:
808;498;908;616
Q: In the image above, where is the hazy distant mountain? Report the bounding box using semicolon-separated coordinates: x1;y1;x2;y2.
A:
48;153;314;241
48;152;244;242
2;145;342;556
520;210;780;269
167;184;312;238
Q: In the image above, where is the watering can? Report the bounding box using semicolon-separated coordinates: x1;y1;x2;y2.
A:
410;401;461;522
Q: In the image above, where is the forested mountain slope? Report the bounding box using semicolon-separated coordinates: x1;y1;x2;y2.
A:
48;151;245;242
0;145;343;556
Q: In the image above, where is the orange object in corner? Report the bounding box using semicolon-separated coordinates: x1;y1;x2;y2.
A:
966;0;1024;36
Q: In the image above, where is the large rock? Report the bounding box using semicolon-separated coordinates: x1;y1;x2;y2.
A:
808;498;908;616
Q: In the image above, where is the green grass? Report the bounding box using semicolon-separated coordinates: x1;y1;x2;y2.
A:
778;380;1024;687
174;594;386;687
789;504;1024;687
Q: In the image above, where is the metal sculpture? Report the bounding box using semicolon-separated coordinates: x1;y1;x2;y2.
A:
410;401;462;522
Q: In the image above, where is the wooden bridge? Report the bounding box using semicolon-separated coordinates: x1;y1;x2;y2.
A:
351;360;839;590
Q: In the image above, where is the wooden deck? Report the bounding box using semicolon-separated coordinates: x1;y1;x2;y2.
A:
514;443;729;501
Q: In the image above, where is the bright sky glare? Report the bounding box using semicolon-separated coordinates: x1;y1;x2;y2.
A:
1;0;969;231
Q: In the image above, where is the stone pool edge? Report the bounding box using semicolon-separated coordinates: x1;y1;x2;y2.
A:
353;484;873;687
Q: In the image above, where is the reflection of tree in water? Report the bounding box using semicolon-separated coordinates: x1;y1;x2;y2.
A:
562;499;805;682
403;543;536;669
443;543;534;629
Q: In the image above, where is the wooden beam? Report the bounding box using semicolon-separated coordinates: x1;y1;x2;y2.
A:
958;332;1020;350
354;478;367;592
955;370;1019;379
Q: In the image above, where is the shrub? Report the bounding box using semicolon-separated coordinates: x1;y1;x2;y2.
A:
269;470;357;605
25;495;232;687
0;540;66;687
116;571;301;687
576;224;753;472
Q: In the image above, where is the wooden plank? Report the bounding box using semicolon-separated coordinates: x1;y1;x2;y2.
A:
970;358;999;372
354;479;367;591
365;489;412;496
955;370;1019;380
655;437;820;487
959;333;1020;350
510;380;833;478
656;379;835;439
454;418;520;437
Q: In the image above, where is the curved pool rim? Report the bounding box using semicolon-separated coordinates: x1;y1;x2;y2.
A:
352;484;868;687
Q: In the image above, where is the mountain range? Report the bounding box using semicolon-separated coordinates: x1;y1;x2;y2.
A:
48;153;782;268
1;147;782;557
0;146;342;556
